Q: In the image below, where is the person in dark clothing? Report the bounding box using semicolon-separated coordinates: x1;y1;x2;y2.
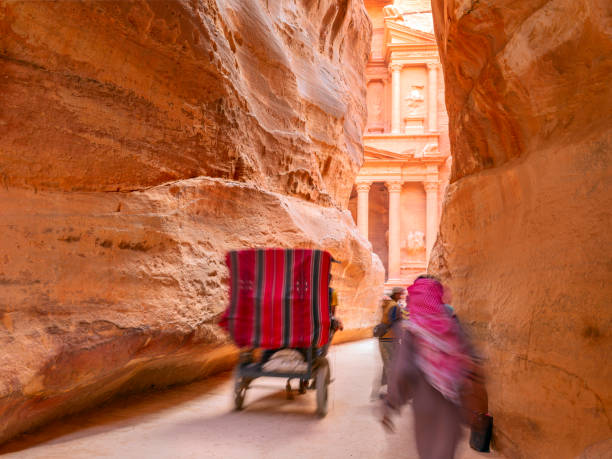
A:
379;287;404;385
371;287;404;400
382;276;473;459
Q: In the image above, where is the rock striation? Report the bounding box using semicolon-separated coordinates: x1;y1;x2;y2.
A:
430;1;612;457
0;0;383;444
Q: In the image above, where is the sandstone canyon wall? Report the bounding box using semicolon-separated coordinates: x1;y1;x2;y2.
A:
430;1;612;457
0;0;384;444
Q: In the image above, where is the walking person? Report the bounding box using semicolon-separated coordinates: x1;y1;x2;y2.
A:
373;286;405;399
381;275;474;459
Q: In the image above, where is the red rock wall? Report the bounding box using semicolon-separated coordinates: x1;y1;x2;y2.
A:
0;0;383;444
430;1;612;457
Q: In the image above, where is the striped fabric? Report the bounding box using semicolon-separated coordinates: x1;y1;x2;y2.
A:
219;248;332;349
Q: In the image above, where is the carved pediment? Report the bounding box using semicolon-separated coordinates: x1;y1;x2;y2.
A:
364;146;409;160
384;21;437;46
363;144;445;163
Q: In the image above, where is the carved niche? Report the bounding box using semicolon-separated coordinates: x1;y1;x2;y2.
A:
403;85;425;132
401;230;425;255
366;80;385;133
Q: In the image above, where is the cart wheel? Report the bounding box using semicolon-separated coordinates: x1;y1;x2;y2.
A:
234;377;248;410
298;379;308;395
315;360;329;418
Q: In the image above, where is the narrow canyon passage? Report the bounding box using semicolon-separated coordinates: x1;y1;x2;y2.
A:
1;0;610;456
0;341;491;459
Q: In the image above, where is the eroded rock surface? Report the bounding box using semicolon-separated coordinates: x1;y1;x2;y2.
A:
0;0;383;443
430;1;612;457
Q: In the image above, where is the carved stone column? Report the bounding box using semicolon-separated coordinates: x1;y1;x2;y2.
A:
427;63;438;133
390;63;402;134
386;181;402;280
424;180;439;260
356;182;371;240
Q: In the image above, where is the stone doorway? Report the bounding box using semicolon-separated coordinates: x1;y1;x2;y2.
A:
368;182;390;280
349;182;390;280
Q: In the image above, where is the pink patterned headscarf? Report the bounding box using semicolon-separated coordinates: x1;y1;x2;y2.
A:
405;277;471;404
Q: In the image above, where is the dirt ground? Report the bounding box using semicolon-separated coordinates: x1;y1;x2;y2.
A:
1;340;498;458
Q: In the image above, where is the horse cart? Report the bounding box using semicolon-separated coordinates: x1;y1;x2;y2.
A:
219;248;335;418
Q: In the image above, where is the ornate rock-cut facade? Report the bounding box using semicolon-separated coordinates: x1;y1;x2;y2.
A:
0;0;384;444
348;0;451;286
430;0;612;457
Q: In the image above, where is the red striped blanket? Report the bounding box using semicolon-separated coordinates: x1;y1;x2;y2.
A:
219;248;332;349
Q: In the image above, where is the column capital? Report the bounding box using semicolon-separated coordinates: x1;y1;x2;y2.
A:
385;181;403;193
423;180;439;193
389;63;403;73
355;182;371;192
426;62;440;71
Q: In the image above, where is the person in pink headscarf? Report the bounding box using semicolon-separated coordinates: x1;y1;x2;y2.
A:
381;275;475;459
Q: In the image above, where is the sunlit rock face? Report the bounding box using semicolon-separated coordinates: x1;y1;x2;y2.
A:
430;1;612;457
0;0;383;443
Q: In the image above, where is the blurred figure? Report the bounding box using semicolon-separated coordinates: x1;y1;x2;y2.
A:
382;275;475;459
329;286;344;332
400;290;410;320
372;286;405;399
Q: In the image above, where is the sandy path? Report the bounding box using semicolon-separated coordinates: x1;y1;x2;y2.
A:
1;340;496;458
